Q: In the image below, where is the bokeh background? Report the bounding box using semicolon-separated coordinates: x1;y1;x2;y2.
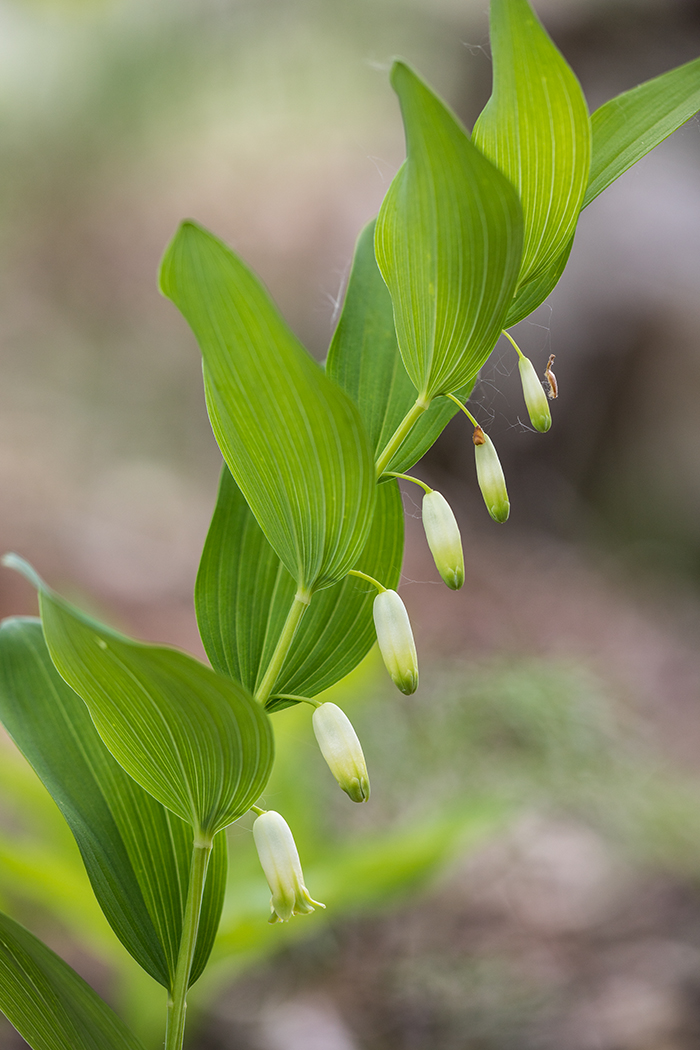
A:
1;0;700;1047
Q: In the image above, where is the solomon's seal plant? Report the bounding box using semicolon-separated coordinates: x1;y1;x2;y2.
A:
0;1;698;1047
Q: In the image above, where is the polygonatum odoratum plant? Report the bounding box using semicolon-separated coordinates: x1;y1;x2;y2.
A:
0;2;698;1047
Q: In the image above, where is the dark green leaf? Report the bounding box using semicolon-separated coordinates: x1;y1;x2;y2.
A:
375;61;523;399
584;56;700;208
3;556;273;838
196;469;404;711
0;910;145;1050
327;220;474;474
159;221;376;595
473;0;590;288
0;618;226;989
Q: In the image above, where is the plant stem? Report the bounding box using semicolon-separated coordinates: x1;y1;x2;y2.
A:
348;569;385;593
271;693;322;707
165;838;213;1050
375;397;430;478
444;392;479;429
501;328;525;359
383;471;433;495
254;593;310;705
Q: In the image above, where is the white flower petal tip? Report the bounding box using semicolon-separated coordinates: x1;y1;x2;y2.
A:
372;589;418;695
518;356;552;433
313;702;370;803
253;810;325;924
472;428;510;524
421;490;465;590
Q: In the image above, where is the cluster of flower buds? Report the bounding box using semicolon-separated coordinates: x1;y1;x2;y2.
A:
250;340;559;926
253;809;325;924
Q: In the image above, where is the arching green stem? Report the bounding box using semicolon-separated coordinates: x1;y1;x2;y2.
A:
272;693;322;708
444;392;480;429
348;569;386;593
255;592;311;705
383;471;433;495
501;328;526;359
375;396;431;478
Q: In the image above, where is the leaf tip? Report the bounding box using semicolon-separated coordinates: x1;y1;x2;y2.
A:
1;553;45;592
158;219;208;299
389;58;418;95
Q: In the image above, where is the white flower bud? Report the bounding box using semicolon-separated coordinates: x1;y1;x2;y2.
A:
372;589;418;695
472;427;510;523
253;811;325;924
518;355;551;433
422;490;464;590
312;702;369;803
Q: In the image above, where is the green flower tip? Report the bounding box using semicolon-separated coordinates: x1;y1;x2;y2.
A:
518;356;552;433
472;428;510;524
421;490;465;590
252;811;325;924
372;589;418;695
312;702;370;803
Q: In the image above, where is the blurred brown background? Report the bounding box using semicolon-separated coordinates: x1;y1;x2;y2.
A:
1;0;700;1047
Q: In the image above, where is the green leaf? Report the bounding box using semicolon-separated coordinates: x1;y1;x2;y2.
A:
3;556;274;838
0;618;226;989
504;234;574;328
375;61;523;399
584;56;700;208
0;910;145;1050
159;221;376;595
472;0;590;288
196;468;404;711
327;220;475;475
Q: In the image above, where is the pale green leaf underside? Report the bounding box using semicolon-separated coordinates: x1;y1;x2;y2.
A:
375;60;523;399
504;234;574;327
327;220;475;474
159;222;376;594
584;55;700;208
196;468;404;711
0;618;226;989
4;556;273;837
0;910;145;1050
473;0;590;289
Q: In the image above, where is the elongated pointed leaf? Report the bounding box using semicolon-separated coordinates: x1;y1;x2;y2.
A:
4;556;273;838
159;222;375;595
504;234;574;327
0;910;145;1050
584;56;700;208
473;0;590;288
0;618;226;989
196;467;403;712
375;61;523;400
327;220;475;474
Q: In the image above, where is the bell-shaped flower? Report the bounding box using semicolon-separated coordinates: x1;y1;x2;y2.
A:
422;490;464;590
312;702;369;802
518;355;551;433
253;810;325;924
473;426;510;523
373;589;418;695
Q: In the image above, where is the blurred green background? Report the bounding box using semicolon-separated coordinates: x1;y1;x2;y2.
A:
1;0;700;1047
